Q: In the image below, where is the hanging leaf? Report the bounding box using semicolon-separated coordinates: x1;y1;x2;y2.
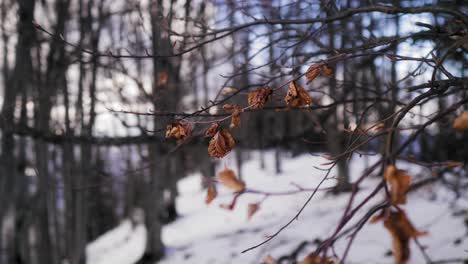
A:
205;185;217;204
452;111;468;132
223;104;243;129
247;203;260;220
157;70;169;86
165;120;192;141
384;165;411;205
247;87;272;109
305;64;334;84
446;161;463;168
285;81;312;107
298;253;336;264
217;167;245;192
383;210;427;264
321;65;334;77
230;109;242;129
208;129;235;158
205;123;219;138
264;255;279;264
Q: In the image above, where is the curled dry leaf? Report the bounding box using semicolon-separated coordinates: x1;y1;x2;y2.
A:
165;120;192;141
208;129;235;158
157;70;169;86
230;109;242;129
298;253;336;264
446;161;463;168
285;81;312;107
247;203;260;220
205;185;217;204
383;210;427;264
217;167;245;192
452;111;468;132
384;165;411;205
247;87;272;109
321;65;334;77
205;123;219;138
223;104;243;129
264;255;279;264
305;64;334;84
305;64;321;84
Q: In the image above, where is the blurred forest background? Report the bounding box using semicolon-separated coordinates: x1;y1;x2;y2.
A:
0;0;466;263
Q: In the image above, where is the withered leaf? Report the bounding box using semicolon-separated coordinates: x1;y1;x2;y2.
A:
446;161;463;168
208;129;235;158
205;185;217;204
285;81;312;107
384;165;411;205
305;64;321;84
223;104;243;129
264;255;279;264
383;210;426;264
298;253;336;264
205;123;219;138
453;111;468;132
230;109;242;129
165;120;192;141
247;87;272;109
217;167;245;192
305;64;334;84
247;203;260;220
321;65;334;77
157;70;169;86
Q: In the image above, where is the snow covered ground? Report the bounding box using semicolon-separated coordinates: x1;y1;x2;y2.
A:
160;152;468;264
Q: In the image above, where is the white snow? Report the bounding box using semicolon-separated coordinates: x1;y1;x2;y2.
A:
86;219;147;264
160;152;468;264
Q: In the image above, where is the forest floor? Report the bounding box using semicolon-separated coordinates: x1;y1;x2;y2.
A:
160;152;467;264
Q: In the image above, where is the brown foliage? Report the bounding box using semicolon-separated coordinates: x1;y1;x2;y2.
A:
248;87;272;109
305;64;334;84
223;104;243;129
452;111;468;132
165;120;192;142
217;167;245;192
247;203;260;220
298;253;337;264
264;255;279;264
383;210;426;264
205;185;217;204
384;165;411;204
285;81;312;107
205;123;219;137
208;129;235;158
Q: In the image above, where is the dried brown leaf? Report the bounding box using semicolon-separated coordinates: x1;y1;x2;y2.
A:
208;129;235;158
217;167;245;192
298;253;336;264
157;70;169;86
321;65;334;77
248;87;272;109
247;203;260;220
230;109;242;129
165;120;192;141
264;255;279;264
453;111;468;132
205;123;219;138
384;165;411;204
383;210;427;264
446;161;463;168
285;81;312;107
305;64;321;84
205;185;217;204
